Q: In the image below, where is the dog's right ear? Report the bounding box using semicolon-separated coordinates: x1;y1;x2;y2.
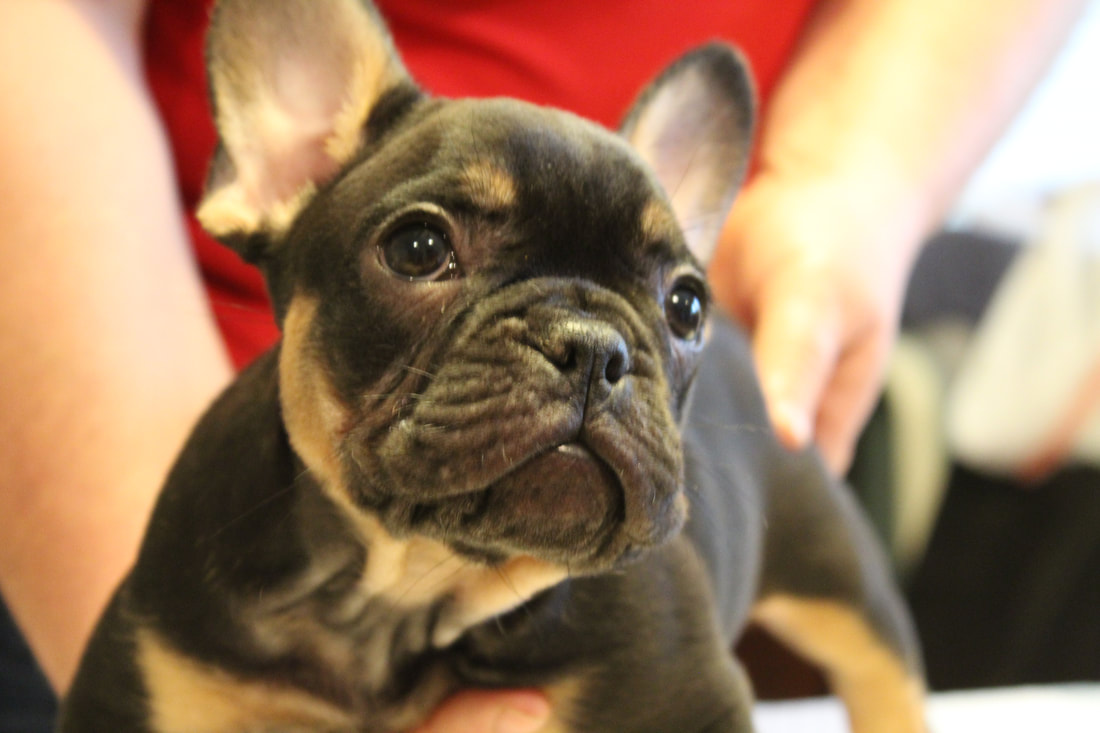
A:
620;44;755;267
197;0;415;261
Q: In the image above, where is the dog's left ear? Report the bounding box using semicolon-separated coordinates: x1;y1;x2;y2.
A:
197;0;415;260
621;44;755;266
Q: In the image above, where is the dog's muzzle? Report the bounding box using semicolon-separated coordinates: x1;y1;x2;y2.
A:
355;280;688;569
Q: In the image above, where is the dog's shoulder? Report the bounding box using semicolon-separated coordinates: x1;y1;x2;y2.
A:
126;348;352;664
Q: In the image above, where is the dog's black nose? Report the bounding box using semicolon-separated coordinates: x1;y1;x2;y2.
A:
536;320;631;397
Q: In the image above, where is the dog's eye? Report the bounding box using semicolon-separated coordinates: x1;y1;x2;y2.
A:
381;223;455;280
666;279;706;340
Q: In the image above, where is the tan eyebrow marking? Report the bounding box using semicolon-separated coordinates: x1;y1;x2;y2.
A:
639;198;679;243
459;160;517;212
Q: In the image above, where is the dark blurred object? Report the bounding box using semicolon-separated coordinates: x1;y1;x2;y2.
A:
901;229;1020;329
895;228;1100;690
909;463;1100;690
0;599;57;733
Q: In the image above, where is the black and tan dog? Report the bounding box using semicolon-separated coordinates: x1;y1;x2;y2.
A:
61;1;927;731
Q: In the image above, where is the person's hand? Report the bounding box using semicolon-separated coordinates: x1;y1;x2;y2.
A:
408;689;550;733
709;167;922;474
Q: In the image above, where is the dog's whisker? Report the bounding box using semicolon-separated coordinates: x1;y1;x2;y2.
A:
402;365;436;379
393;554;463;607
493;565;526;606
203;472;308;543
359;392;431;402
493;566;539;627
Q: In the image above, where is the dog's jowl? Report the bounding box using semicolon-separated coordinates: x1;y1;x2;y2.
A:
60;1;928;731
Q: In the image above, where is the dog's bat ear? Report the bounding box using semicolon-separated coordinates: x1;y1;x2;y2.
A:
620;44;755;266
197;0;416;261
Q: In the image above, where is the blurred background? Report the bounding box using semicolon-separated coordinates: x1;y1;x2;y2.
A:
744;0;1100;697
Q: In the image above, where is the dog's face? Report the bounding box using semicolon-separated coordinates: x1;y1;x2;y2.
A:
198;0;753;574
283;100;706;571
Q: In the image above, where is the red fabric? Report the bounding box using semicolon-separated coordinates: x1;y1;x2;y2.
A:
143;0;818;370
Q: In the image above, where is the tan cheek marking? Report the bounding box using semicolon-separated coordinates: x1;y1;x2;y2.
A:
138;629;354;733
461;160;518;212
751;595;928;733
318;492;568;649
432;556;568;647
279;294;349;491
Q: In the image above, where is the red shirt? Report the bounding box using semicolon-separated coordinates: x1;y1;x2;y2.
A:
144;0;818;370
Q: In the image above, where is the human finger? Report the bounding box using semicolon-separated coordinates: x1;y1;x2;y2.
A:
812;322;893;474
751;274;843;452
411;689;550;733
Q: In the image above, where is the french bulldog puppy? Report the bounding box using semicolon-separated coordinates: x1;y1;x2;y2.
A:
60;1;927;731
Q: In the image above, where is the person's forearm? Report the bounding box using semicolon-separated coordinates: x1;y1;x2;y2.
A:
759;0;1088;259
0;0;231;692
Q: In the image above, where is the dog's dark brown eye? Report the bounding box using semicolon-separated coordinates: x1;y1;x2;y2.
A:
381;223;455;280
666;280;705;340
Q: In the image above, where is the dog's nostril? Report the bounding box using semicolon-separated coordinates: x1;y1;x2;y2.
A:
604;346;627;385
541;339;578;372
560;347;579;373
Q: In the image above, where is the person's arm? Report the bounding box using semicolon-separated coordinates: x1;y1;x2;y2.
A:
0;7;552;728
0;0;233;691
711;0;1088;473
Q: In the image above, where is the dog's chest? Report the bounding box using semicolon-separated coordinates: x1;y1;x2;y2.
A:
180;523;567;728
135;538;457;731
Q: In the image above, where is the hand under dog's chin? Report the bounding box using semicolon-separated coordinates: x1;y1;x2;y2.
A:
361;441;687;574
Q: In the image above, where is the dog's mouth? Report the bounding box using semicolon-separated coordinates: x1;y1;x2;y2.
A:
478;440;626;554
377;437;665;571
357;373;689;571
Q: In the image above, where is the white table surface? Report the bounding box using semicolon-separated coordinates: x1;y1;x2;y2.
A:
753;685;1100;732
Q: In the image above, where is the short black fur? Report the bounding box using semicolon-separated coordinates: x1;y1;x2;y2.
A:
61;2;926;731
